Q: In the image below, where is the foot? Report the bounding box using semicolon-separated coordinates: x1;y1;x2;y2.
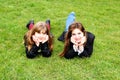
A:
26;20;34;30
46;19;50;31
58;31;67;42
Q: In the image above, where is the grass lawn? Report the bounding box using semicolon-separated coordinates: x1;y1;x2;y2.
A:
0;0;120;80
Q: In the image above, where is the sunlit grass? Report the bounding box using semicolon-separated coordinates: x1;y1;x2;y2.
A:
0;0;120;80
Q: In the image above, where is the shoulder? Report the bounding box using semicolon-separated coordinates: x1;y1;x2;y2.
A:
87;32;95;39
86;31;95;43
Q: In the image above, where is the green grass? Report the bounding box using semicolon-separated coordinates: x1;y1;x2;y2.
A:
0;0;120;80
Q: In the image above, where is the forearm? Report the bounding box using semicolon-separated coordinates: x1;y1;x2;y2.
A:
78;45;93;58
78;32;95;58
78;50;91;58
26;44;39;58
64;49;77;59
41;42;52;57
26;51;38;58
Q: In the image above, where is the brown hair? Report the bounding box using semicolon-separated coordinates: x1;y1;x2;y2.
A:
24;21;53;51
59;22;87;57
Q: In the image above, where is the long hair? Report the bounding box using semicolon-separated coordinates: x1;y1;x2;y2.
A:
59;22;87;57
24;21;53;51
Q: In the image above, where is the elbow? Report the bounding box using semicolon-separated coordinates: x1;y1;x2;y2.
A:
42;51;52;57
64;54;74;59
26;53;36;59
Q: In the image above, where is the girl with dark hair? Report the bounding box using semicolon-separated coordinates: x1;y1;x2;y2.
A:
58;12;95;59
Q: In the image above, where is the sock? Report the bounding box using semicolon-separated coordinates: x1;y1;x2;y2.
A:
29;23;34;30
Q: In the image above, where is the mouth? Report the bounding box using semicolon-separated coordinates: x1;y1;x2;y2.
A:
39;37;43;40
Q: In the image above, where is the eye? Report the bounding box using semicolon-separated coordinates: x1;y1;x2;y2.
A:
78;32;81;35
35;32;39;35
72;33;75;36
42;32;46;34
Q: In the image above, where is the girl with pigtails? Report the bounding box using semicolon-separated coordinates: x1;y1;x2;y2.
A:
24;20;53;59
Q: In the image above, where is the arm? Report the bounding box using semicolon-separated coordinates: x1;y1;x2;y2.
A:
25;44;39;59
41;42;51;57
78;32;95;58
64;44;77;59
78;44;93;57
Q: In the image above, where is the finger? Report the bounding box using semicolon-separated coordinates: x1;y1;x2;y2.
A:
71;37;75;44
32;36;37;42
36;42;39;47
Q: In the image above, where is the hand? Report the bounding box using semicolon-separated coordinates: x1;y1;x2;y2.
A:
70;36;77;44
78;45;84;52
32;35;40;46
80;36;86;45
41;34;49;44
73;44;84;55
78;45;84;55
73;44;78;52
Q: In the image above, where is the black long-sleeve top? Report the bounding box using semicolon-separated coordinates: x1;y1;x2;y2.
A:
64;32;95;59
25;42;51;59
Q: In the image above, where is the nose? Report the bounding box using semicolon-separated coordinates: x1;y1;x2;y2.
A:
74;34;81;40
74;35;78;40
75;34;79;38
39;34;44;38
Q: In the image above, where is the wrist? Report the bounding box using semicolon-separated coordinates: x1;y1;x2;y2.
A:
78;46;84;55
35;42;40;47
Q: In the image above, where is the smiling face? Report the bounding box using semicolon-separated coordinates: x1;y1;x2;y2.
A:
31;22;48;42
71;28;84;43
34;30;47;40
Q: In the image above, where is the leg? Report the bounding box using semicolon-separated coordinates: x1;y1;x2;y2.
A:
65;12;75;31
58;12;75;42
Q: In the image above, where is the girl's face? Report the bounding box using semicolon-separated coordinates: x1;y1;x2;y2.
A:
34;30;46;40
71;28;84;43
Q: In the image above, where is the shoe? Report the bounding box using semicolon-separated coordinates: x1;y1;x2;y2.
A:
26;20;34;30
58;31;67;42
46;19;50;31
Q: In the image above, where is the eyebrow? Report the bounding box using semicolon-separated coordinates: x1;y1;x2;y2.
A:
72;33;76;35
